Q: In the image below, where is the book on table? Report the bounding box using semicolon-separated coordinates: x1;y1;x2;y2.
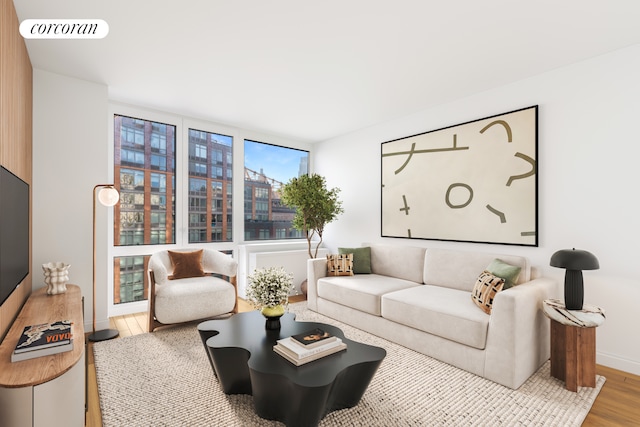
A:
11;320;74;362
290;327;337;348
274;335;347;366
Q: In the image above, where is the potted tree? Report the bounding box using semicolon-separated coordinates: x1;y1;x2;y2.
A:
280;173;344;259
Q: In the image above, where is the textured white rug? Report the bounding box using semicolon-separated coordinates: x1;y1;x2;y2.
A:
94;303;605;426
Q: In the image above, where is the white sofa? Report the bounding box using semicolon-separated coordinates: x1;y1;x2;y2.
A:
148;249;238;332
307;244;559;389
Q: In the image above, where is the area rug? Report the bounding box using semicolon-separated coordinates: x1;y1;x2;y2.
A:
94;303;605;426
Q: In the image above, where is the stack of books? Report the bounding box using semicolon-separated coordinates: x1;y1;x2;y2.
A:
273;327;347;366
11;320;74;362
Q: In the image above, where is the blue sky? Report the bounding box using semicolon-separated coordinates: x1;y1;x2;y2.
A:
244;140;308;185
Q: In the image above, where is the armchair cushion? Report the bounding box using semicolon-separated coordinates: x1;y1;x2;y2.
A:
168;249;205;280
154;276;236;324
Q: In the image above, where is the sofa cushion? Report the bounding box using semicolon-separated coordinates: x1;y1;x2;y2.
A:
423;248;529;292
338;247;372;274
370;244;426;283
317;274;420;316
326;254;354;276
471;270;505;314
168;249;205;280
486;258;521;289
382;285;490;349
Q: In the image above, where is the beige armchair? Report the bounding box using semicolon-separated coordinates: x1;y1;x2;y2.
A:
147;248;238;332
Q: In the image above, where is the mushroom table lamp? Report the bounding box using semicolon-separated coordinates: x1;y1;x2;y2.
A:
550;248;599;310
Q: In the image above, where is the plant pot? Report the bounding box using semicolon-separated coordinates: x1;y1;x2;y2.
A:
261;304;285;330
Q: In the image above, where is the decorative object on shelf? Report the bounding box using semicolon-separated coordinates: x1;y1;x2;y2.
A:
280;173;344;259
89;184;121;342
246;266;294;330
550;248;599;310
11;320;74;362
381;106;538;246
42;262;70;295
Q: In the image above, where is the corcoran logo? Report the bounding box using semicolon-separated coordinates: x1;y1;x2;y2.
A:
19;19;109;39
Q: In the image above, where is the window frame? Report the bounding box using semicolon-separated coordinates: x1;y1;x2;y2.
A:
107;104;313;317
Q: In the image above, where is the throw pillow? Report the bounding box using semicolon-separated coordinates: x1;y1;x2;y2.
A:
326;253;354;276
168;249;205;280
487;258;521;289
471;270;505;314
338;246;372;274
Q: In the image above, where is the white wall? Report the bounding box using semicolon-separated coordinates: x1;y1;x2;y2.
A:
314;44;640;375
32;69;110;332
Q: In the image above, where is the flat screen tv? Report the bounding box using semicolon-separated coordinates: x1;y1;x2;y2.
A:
0;165;30;306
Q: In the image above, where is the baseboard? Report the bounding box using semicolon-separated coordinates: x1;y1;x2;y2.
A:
597;351;640;376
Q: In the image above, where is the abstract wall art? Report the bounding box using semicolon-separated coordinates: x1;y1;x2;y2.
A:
381;106;538;246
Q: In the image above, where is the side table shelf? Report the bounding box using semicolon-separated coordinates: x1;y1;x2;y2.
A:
542;298;605;392
0;285;85;427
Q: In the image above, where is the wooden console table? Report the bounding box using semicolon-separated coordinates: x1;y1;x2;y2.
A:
542;298;605;392
0;285;85;427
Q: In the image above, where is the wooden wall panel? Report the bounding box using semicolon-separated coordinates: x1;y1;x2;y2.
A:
0;0;33;340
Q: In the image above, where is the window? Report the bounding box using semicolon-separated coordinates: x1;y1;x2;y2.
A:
114;115;176;248
113;115;175;305
188;129;233;243
110;109;310;315
114;255;148;304
243;140;309;241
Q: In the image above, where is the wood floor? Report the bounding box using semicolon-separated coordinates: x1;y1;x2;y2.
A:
86;297;640;427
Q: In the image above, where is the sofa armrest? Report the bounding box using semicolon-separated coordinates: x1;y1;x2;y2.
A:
307;258;327;311
484;277;560;389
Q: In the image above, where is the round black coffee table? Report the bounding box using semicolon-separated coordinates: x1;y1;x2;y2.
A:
198;311;386;427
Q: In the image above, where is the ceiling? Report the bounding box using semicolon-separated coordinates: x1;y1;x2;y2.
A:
14;1;640;143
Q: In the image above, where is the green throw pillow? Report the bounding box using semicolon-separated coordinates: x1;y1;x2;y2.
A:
486;258;521;289
338;247;372;274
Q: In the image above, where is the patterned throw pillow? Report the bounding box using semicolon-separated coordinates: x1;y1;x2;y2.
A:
168;249;205;280
326;254;354;276
471;270;505;314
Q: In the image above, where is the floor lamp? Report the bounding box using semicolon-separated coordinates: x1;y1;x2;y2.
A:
88;184;120;342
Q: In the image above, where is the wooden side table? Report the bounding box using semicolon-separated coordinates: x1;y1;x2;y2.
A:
542;298;605;392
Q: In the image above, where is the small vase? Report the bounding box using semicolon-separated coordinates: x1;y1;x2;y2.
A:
261;304;285;330
43;262;70;295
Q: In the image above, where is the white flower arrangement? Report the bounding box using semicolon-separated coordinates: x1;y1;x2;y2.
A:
246;266;294;309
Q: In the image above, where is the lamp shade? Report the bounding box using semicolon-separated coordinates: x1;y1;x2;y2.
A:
550;248;599;271
97;186;119;207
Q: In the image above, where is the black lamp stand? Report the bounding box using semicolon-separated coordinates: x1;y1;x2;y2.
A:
563;269;584;310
